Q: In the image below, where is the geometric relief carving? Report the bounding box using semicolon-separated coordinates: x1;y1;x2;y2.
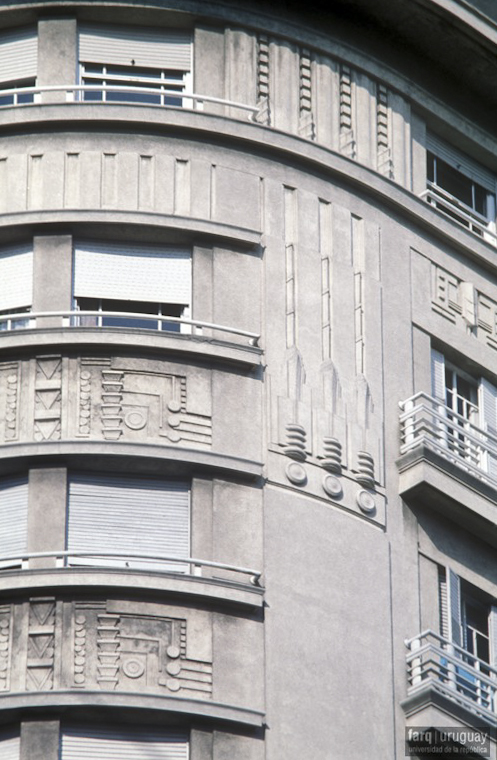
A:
26;598;56;691
77;367;92;437
431;261;497;350
3;363;20;441
72;601;212;698
339;63;356;159
84;360;212;448
33;356;62;441
0;605;12;691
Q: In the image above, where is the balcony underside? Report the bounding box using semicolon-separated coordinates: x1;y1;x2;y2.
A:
402;682;497;736
397;445;497;547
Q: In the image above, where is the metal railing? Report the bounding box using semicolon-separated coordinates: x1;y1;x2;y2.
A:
0;549;262;586
0;83;259;118
420;183;497;246
0;309;260;346
399;392;497;488
406;630;497;721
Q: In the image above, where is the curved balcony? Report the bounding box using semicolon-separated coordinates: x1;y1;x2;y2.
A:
403;630;497;731
0;83;261;120
0;310;262;367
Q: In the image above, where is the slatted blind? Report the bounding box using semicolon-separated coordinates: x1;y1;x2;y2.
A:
0;732;19;760
73;242;191;304
0;27;37;83
67;475;190;571
479;377;497;478
447;568;462;647
79;24;192;70
0;478;28;564
431;349;446;401
61;726;189;759
427;133;496;193
0;245;33;311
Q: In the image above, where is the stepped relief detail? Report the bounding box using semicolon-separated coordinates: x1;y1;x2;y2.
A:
26;598;56;691
0;605;12;692
1;362;21;442
430;260;497;347
34;356;62;441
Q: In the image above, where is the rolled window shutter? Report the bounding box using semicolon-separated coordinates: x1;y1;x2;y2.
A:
479;377;497;478
427;133;496;193
431;349;446;401
67;475;190;572
0;478;28;564
60;726;189;759
73;242;191;305
0;732;20;760
79;24;192;71
0;27;37;84
447;568;462;647
0;245;33;311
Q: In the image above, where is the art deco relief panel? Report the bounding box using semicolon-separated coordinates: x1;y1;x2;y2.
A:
0;596;212;698
0;354;212;448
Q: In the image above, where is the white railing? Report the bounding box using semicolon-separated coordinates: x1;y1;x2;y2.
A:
420;183;497;246
0;309;260;346
0;83;259;118
399;392;497;488
0;549;262;586
406;630;497;721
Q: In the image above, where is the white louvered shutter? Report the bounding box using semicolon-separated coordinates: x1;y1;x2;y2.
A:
479;377;497;478
431;349;446;401
0;245;33;311
60;726;189;759
79;24;192;71
0;27;37;84
0;478;28;567
67;475;190;571
447;568;462;647
0;732;20;760
489;606;497;668
73;242;191;305
427;133;496;193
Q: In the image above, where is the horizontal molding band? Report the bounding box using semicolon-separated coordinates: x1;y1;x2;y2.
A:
0;441;263;480
0;209;261;248
0;105;494;273
0;690;266;729
0;567;264;608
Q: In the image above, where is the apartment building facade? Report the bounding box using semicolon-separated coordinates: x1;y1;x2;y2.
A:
0;0;496;757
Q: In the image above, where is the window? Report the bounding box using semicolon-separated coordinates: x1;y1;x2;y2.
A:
60;726;189;760
0;244;33;330
439;568;497;708
431;349;497;477
0;478;28;568
73;242;191;332
67;475;190;572
78;25;192;106
425;134;497;241
0;729;20;760
0;27;37;105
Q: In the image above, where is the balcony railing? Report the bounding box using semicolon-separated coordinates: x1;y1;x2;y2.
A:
399;392;497;489
0;83;260;118
0;309;260;346
0;549;262;586
406;630;497;722
420;182;497;246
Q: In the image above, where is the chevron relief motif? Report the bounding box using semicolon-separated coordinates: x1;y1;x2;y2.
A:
26;598;56;691
34;356;62;441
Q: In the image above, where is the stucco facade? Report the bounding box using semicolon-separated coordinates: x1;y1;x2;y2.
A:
0;1;496;758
